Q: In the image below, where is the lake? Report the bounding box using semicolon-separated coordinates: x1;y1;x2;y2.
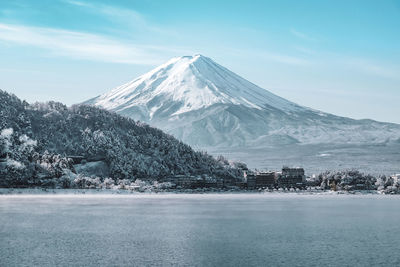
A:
1;193;400;266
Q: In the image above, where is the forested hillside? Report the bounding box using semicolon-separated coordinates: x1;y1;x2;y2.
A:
0;90;244;187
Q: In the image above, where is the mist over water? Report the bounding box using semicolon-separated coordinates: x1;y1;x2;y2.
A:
1;194;400;266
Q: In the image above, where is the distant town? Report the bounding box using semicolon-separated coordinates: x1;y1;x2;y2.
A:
163;166;400;194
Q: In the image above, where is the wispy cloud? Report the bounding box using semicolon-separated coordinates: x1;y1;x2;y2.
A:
0;23;187;65
259;51;312;66
290;28;316;41
344;58;400;80
235;47;313;66
224;47;312;66
63;0;88;7
63;0;177;36
292;46;317;56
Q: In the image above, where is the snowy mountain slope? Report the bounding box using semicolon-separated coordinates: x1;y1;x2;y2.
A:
0;90;243;185
85;55;400;148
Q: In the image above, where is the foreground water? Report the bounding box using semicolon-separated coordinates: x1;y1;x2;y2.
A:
1;194;400;267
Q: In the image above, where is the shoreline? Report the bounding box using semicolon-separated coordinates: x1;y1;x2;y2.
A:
1;188;397;197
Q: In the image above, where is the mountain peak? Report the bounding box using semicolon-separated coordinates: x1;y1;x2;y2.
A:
89;55;301;117
161;54;212;71
178;54;206;60
85;55;400;148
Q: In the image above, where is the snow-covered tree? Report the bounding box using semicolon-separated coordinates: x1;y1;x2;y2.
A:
0;89;243;187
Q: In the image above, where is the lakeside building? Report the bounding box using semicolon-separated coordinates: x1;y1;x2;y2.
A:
246;167;306;189
165;175;223;189
255;172;276;188
276;167;305;187
245;171;275;189
246;173;256;189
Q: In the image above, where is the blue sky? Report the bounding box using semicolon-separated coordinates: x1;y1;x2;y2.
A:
0;0;399;123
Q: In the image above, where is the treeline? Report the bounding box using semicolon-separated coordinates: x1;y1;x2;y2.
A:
0;90;244;187
314;170;399;193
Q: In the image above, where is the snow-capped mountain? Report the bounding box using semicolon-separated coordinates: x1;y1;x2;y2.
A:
85;54;400;148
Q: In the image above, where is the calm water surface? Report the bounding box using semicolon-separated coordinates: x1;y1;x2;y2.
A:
1;194;400;267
